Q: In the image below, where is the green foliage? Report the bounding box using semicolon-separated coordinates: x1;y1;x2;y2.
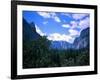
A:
23;36;89;68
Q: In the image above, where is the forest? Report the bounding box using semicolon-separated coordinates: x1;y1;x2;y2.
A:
23;36;89;68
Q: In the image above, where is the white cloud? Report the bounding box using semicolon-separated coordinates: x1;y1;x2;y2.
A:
35;25;46;36
37;12;50;18
50;12;61;22
62;21;80;29
68;16;89;30
69;29;80;36
47;33;74;43
37;12;61;22
62;24;70;28
61;13;71;17
79;17;89;30
62;13;88;20
72;14;88;20
70;21;79;29
54;16;61;22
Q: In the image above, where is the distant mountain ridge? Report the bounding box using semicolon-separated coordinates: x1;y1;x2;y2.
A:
50;41;73;49
50;28;89;50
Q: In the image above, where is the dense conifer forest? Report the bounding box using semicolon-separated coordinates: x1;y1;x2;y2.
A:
23;36;89;68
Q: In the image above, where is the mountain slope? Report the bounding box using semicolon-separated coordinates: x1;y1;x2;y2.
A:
73;27;89;49
23;18;40;42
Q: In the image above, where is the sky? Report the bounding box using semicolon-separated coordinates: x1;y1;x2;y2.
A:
23;11;90;43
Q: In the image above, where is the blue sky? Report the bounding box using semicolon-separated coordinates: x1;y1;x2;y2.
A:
23;11;90;43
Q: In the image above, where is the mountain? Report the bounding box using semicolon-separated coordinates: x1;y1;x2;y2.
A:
50;27;89;50
50;41;72;50
23;18;40;42
73;27;89;49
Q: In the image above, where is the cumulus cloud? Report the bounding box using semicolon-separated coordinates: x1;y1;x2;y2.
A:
47;33;74;43
79;17;89;30
69;29;80;36
35;25;46;36
61;13;71;17
62;24;71;28
37;12;61;22
54;16;61;22
61;13;88;20
49;12;61;22
72;14;88;20
37;12;50;18
62;21;79;29
66;16;89;30
70;21;79;29
36;12;89;43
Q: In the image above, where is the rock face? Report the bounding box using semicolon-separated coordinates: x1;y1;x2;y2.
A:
50;41;72;50
50;28;90;50
73;27;89;49
23;18;40;42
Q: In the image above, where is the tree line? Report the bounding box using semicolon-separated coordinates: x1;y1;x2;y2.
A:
23;36;89;68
